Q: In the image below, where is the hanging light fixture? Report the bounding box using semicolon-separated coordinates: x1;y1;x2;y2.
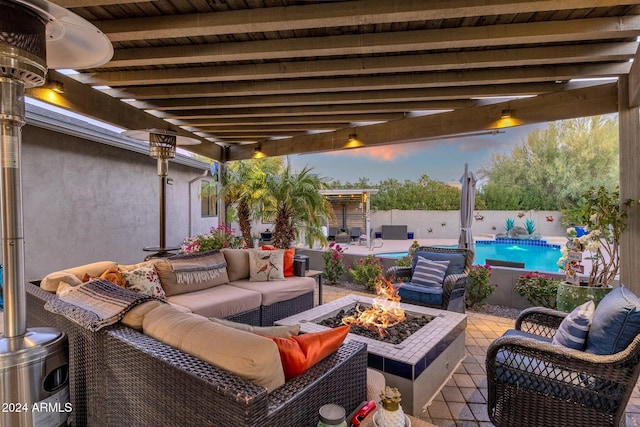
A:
344;133;363;149
501;109;513;119
253;144;266;159
123;129;200;259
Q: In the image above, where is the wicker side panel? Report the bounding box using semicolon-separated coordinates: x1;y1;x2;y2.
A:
225;306;261;326
25;282;108;427
261;291;314;326
263;341;368;427
103;326;269;427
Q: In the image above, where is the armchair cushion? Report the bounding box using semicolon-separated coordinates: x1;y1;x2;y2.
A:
586;286;640;355
412;250;465;277
398;282;443;306
552;300;594;350
411;257;449;288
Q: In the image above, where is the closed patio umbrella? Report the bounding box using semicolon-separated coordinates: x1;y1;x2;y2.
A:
458;163;477;250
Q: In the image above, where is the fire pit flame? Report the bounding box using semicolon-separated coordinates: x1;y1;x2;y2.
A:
341;276;406;337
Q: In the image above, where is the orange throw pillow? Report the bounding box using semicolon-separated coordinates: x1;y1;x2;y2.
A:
82;265;126;288
270;325;350;380
261;246;295;277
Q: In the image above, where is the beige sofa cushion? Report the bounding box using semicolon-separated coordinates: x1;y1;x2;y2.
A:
229;276;315;306
41;261;117;292
151;250;229;297
121;300;165;331
221;248;250;281
210;318;300;338
165;284;261;319
143;304;285;392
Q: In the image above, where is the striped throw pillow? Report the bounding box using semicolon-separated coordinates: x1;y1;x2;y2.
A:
411;257;449;288
552;300;595;350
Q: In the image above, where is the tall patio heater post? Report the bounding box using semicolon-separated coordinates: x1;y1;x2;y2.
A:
0;1;112;425
122;129;200;259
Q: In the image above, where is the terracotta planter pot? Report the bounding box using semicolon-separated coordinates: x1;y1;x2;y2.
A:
556;281;613;313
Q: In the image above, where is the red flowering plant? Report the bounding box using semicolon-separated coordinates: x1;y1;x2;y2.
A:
322;242;346;284
465;264;498;308
515;271;561;309
348;254;384;290
180;224;243;253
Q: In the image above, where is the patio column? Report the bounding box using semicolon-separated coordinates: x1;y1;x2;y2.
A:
618;75;640;294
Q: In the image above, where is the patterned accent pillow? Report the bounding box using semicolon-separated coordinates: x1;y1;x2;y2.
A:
120;263;166;300
552;300;595;350
249;249;285;281
411;257;449;288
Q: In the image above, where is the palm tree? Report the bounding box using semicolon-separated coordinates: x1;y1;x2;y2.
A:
218;158;282;247
266;164;333;248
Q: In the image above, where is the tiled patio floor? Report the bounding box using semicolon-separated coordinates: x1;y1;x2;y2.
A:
320;284;640;427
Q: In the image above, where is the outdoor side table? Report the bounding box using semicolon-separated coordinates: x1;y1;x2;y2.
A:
306;270;323;305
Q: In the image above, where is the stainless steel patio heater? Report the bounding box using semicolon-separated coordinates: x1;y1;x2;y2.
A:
122;129;200;259
0;1;112;425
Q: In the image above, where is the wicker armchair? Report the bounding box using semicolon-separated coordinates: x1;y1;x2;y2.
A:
385;246;474;313
486;306;640;427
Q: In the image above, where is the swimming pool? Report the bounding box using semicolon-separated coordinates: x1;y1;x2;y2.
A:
376;239;562;273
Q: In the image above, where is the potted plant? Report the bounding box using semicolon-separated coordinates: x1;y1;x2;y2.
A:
556;185;633;311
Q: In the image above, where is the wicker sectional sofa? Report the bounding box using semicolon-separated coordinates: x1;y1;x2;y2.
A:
26;283;367;426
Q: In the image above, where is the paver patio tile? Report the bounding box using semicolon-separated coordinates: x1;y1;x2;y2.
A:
441;386;466;402
426;400;452;420
447;402;475;421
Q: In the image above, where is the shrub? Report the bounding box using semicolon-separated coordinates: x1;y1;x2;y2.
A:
515;272;561;309
180;224;243;253
465;264;497;308
322;242;346;284
348;254;384;290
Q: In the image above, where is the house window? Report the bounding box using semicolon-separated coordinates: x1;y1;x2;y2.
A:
200;180;217;218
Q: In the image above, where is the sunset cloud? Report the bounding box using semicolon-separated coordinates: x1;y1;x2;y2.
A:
328;142;423;161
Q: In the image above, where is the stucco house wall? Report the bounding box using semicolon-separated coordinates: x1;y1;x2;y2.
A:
19;109;217;281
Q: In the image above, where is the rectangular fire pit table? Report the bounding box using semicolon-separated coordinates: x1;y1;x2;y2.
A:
275;294;467;415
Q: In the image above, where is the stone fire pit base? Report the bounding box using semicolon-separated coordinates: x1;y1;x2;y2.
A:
275;295;467;415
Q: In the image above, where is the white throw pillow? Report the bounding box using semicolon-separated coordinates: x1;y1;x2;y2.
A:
248;249;285;281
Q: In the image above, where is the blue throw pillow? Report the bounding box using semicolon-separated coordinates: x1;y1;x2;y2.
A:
412;250;466;277
586;286;640;355
552;300;594;350
411;257;449;288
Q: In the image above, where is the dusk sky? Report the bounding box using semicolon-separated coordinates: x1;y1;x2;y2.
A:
289;122;549;185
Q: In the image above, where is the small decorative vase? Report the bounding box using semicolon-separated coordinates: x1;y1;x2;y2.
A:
556;281;613;313
376;386;405;427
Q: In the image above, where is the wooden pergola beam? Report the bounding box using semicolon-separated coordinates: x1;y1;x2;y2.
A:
227;83;618;161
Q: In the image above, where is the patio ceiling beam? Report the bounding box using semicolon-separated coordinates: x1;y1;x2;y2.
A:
24;71;222;161
103;80;606;101
52;0;152;6
161;101;473;121
129;94;476;111
94;0;640;42
106;16;640;68
76;42;638;87
171;114;405;127
225;83;618;161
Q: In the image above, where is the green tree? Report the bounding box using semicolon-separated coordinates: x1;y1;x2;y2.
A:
217;157;282;247
480;116;619;210
266;164;333;248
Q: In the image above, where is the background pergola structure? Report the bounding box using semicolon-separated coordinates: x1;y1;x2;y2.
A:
320;189;378;242
21;0;640;293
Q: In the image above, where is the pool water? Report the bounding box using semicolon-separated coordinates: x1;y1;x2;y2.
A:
376;239;562;273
